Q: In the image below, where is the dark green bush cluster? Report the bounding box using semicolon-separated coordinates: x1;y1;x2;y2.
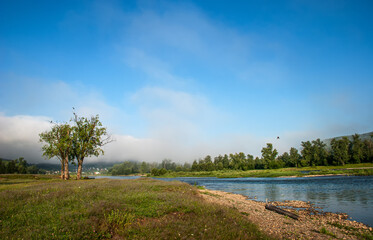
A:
0;157;44;174
151;168;168;176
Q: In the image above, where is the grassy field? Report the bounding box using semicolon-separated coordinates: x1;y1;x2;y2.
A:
0;174;271;240
157;163;373;178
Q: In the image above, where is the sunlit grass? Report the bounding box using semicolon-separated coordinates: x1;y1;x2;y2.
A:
0;175;271;239
157;163;373;178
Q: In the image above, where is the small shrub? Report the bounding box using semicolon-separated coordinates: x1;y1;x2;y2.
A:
105;209;135;229
320;227;336;238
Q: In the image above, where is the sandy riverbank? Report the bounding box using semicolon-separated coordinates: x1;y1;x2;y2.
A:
199;189;372;240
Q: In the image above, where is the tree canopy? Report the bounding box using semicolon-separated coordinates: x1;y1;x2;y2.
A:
39;112;111;180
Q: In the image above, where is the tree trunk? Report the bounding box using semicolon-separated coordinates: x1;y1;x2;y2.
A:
77;158;84;180
265;204;299;220
64;156;69;180
60;160;65;180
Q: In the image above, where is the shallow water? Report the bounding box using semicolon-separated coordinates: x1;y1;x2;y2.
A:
94;175;373;226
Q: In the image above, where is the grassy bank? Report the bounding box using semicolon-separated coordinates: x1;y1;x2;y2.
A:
0;174;271;240
156;163;373;178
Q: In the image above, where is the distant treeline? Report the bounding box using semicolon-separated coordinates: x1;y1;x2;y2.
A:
191;134;373;171
0;158;45;174
109;133;373;176
109;159;191;176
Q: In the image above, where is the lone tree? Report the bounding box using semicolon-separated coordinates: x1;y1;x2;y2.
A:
261;143;278;169
71;112;111;179
39;123;73;180
39;112;111;180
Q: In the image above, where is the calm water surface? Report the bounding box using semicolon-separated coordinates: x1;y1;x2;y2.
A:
95;175;373;226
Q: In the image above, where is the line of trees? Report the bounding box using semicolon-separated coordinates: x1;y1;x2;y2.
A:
108;134;373;176
190;134;373;171
0;158;45;174
39;112;111;180
109;159;191;176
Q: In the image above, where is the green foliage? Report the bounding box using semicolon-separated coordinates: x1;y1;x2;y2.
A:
151;168;168;176
289;147;301;167
301;139;328;166
39;122;73;179
71;112;111;179
319;227;337;238
331;137;350;166
261;143;278;169
0;158;44;174
350;134;364;164
109;160;191;176
39;112;111;180
311;139;329;166
105;209;135;229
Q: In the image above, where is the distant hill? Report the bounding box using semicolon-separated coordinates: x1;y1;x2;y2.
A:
323;131;373;148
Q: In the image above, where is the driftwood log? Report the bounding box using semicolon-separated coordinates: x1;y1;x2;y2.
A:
265;204;299;220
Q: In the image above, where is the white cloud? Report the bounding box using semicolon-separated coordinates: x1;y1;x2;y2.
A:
119;1;283;86
0;114;53;162
131;86;220;143
124;48;192;87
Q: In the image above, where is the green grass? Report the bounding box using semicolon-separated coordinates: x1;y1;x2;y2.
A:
0;174;272;240
327;221;373;240
320;227;337;238
157;163;373;178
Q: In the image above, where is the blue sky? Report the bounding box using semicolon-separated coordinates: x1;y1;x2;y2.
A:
0;0;372;163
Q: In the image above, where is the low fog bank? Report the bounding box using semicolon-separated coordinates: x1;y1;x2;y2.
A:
0;113;361;165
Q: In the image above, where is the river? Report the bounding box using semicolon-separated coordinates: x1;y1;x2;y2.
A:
94;175;373;227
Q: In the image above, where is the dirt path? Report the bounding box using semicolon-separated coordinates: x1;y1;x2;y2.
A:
199;189;372;240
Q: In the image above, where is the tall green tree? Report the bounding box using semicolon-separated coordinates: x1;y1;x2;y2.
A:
301;141;313;166
214;155;224;170
39;123;73;180
330;137;350;166
222;154;229;169
362;135;373;163
278;152;291;167
16;157;27;174
71;113;111;180
350;134;364;164
311;139;328;166
0;159;5;174
289;147;301;167
191;160;199;171
247;154;255;170
261;143;278;169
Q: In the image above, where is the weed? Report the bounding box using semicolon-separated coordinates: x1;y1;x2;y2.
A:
105;209;135;228
320;227;337;238
200;191;220;197
327;221;357;231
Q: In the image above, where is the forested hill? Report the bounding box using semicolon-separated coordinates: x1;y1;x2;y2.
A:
323;131;373;148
